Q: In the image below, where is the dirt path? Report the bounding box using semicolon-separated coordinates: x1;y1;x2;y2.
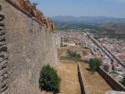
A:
80;62;112;94
57;60;81;94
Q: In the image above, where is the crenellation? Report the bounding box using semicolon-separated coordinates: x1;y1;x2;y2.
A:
15;0;55;31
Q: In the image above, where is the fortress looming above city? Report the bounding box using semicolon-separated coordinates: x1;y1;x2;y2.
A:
0;0;125;94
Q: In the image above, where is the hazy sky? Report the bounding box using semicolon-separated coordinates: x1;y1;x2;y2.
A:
30;0;125;18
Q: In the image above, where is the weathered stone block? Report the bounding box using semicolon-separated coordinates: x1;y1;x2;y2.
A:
3;52;8;59
0;57;4;62
0;30;5;36
0;35;5;40
0;52;4;57
0;45;7;52
0;41;6;46
0;76;4;82
0;84;8;93
0;68;7;76
0;15;4;21
0;60;7;70
1;90;8;94
0;73;8;83
0;22;4;27
0;78;7;88
0;26;4;30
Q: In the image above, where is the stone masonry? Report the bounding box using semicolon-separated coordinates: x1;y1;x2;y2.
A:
0;0;58;94
0;8;8;94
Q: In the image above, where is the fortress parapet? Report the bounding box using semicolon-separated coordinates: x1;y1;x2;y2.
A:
16;0;55;31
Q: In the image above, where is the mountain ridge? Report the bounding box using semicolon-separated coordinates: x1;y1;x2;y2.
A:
51;16;125;24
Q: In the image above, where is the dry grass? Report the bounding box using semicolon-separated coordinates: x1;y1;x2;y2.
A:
57;47;68;57
80;62;112;94
58;46;85;58
57;60;81;94
57;47;112;94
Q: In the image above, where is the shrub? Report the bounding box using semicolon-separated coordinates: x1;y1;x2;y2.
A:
67;50;81;58
39;64;61;93
76;54;81;58
89;58;102;72
103;66;109;72
120;77;125;86
82;51;86;56
67;49;71;57
63;44;67;47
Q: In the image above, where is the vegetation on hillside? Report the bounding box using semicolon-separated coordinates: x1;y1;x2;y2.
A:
55;23;98;31
94;33;125;40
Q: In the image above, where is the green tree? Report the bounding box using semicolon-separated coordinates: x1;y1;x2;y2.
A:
67;50;81;58
39;64;61;93
120;77;125;86
89;58;102;72
82;51;86;56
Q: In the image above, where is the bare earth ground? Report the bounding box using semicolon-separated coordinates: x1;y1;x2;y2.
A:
57;60;81;94
58;47;112;94
80;62;112;94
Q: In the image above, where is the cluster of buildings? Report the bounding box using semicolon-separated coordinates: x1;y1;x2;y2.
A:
55;31;84;47
98;38;125;64
84;32;125;82
56;31;125;82
83;32;110;61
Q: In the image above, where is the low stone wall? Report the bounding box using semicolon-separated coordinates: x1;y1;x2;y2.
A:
98;67;125;91
0;10;8;94
60;56;84;62
78;63;89;94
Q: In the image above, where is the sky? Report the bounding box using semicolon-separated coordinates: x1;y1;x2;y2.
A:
30;0;125;18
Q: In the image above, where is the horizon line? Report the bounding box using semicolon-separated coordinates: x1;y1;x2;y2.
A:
50;15;125;19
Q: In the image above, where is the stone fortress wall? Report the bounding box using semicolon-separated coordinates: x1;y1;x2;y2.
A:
0;0;58;94
0;5;8;94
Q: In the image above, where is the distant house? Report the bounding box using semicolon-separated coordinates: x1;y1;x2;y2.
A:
63;41;76;47
68;42;76;46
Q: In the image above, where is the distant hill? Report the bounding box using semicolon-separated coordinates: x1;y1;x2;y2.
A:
99;22;125;33
51;16;125;24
